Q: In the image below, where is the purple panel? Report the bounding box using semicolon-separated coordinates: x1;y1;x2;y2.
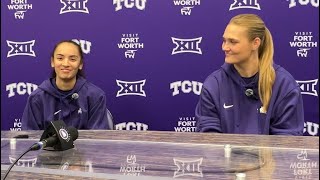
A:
1;0;318;136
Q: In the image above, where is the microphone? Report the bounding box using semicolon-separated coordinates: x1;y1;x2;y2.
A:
245;88;258;100
68;93;79;104
30;120;78;151
71;93;79;100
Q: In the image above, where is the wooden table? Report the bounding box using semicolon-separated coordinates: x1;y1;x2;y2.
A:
1;130;319;179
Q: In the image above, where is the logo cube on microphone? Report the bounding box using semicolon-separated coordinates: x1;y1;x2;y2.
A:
39;120;78;151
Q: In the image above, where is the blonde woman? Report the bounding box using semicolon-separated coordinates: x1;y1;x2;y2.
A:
195;14;304;135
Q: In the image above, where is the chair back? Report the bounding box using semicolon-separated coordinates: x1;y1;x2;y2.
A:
106;108;115;130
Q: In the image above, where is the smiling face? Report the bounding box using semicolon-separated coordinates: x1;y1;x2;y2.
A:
51;42;83;83
222;24;256;65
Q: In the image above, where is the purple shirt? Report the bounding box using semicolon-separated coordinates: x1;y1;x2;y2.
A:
195;63;304;135
22;76;110;130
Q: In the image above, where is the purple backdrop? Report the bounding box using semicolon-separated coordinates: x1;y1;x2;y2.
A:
1;0;319;136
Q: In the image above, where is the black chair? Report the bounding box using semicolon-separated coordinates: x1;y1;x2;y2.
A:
106;108;115;130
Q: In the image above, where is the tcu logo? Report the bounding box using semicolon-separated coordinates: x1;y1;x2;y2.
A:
173;158;203;178
304;122;319;136
288;0;319;8
229;0;261;10
170;81;203;96
113;0;147;11
116;80;146;97
296;79;318;96
60;0;89;14
116;122;149;130
7;40;36;57
6;82;38;98
72;39;92;54
171;37;202;55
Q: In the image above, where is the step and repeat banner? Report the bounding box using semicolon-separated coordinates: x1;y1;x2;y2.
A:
1;0;319;135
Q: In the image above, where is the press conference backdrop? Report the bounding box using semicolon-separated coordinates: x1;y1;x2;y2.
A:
1;0;319;135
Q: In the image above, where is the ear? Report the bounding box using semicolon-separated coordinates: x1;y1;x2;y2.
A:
252;37;261;51
50;57;54;68
79;63;83;70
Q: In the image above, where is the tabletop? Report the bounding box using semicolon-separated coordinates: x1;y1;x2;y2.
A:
1;130;319;179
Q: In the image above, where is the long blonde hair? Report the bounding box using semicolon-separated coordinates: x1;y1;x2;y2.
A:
230;14;275;112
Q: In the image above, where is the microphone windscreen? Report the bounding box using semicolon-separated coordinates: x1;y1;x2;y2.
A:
71;93;79;100
245;89;254;97
68;127;79;141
